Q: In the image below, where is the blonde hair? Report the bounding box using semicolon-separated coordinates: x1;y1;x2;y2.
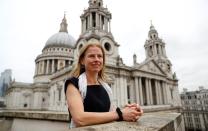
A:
70;42;106;80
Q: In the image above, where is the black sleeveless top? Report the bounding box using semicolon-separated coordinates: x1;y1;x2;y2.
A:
64;77;110;112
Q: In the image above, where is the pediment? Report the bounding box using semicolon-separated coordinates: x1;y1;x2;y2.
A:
137;60;166;76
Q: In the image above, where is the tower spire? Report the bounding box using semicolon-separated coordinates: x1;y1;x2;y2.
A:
150;20;155;30
148;20;158;39
59;12;68;33
144;23;172;74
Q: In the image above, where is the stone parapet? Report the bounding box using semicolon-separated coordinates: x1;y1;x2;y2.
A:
69;112;183;131
0;108;184;131
0;110;69;121
0;105;181;121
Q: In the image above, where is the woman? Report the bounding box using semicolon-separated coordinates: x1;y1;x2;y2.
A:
64;42;143;128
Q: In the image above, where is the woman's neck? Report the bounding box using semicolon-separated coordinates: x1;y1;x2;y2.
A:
85;71;99;85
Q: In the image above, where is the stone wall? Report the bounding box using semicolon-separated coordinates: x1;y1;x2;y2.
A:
0;107;184;131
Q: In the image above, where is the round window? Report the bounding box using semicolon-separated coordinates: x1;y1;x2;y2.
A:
79;44;83;50
104;42;111;52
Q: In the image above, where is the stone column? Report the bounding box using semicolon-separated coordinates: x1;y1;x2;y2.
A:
38;62;41;75
161;46;163;56
163;81;168;105
155;80;160;105
81;19;84;33
52;59;55;73
88;16;90;29
154;45;157;55
162;81;168;104
134;77;140;104
158;81;163;104
46;60;49;74
123;77;128;105
96;13;99;28
120;76;124;106
38;61;41;74
145;78;150;105
84;19;86;32
35;63;38;75
159;45;162;55
148;79;153;105
104;18;108;32
116;77;120;107
162;46;167;57
90;13;92;28
166;84;171;104
42;61;45;74
109;19;111;32
99;15;102;29
138;77;143;105
120;76;126;106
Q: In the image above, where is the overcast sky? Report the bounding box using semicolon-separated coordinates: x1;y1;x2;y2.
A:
0;0;208;92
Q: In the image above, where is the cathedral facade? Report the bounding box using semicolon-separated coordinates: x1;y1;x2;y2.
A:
5;0;181;111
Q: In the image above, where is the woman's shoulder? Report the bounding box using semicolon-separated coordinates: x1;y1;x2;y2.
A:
64;77;79;93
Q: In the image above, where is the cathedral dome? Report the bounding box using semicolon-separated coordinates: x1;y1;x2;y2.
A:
44;14;76;49
45;32;76;48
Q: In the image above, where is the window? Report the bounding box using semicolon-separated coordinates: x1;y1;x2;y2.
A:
79;44;83;50
24;103;27;107
104;42;111;51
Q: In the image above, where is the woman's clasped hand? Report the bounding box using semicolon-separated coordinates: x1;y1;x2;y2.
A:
121;103;143;122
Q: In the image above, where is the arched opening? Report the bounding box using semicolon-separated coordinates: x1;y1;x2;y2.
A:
79;44;83;50
92;12;96;27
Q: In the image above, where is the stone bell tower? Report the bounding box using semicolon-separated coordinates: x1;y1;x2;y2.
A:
75;0;120;66
144;22;174;77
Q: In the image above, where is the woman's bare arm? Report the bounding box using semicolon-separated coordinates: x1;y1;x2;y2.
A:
66;83;119;127
66;84;142;127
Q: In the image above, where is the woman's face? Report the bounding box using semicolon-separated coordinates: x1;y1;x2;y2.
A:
82;46;103;74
